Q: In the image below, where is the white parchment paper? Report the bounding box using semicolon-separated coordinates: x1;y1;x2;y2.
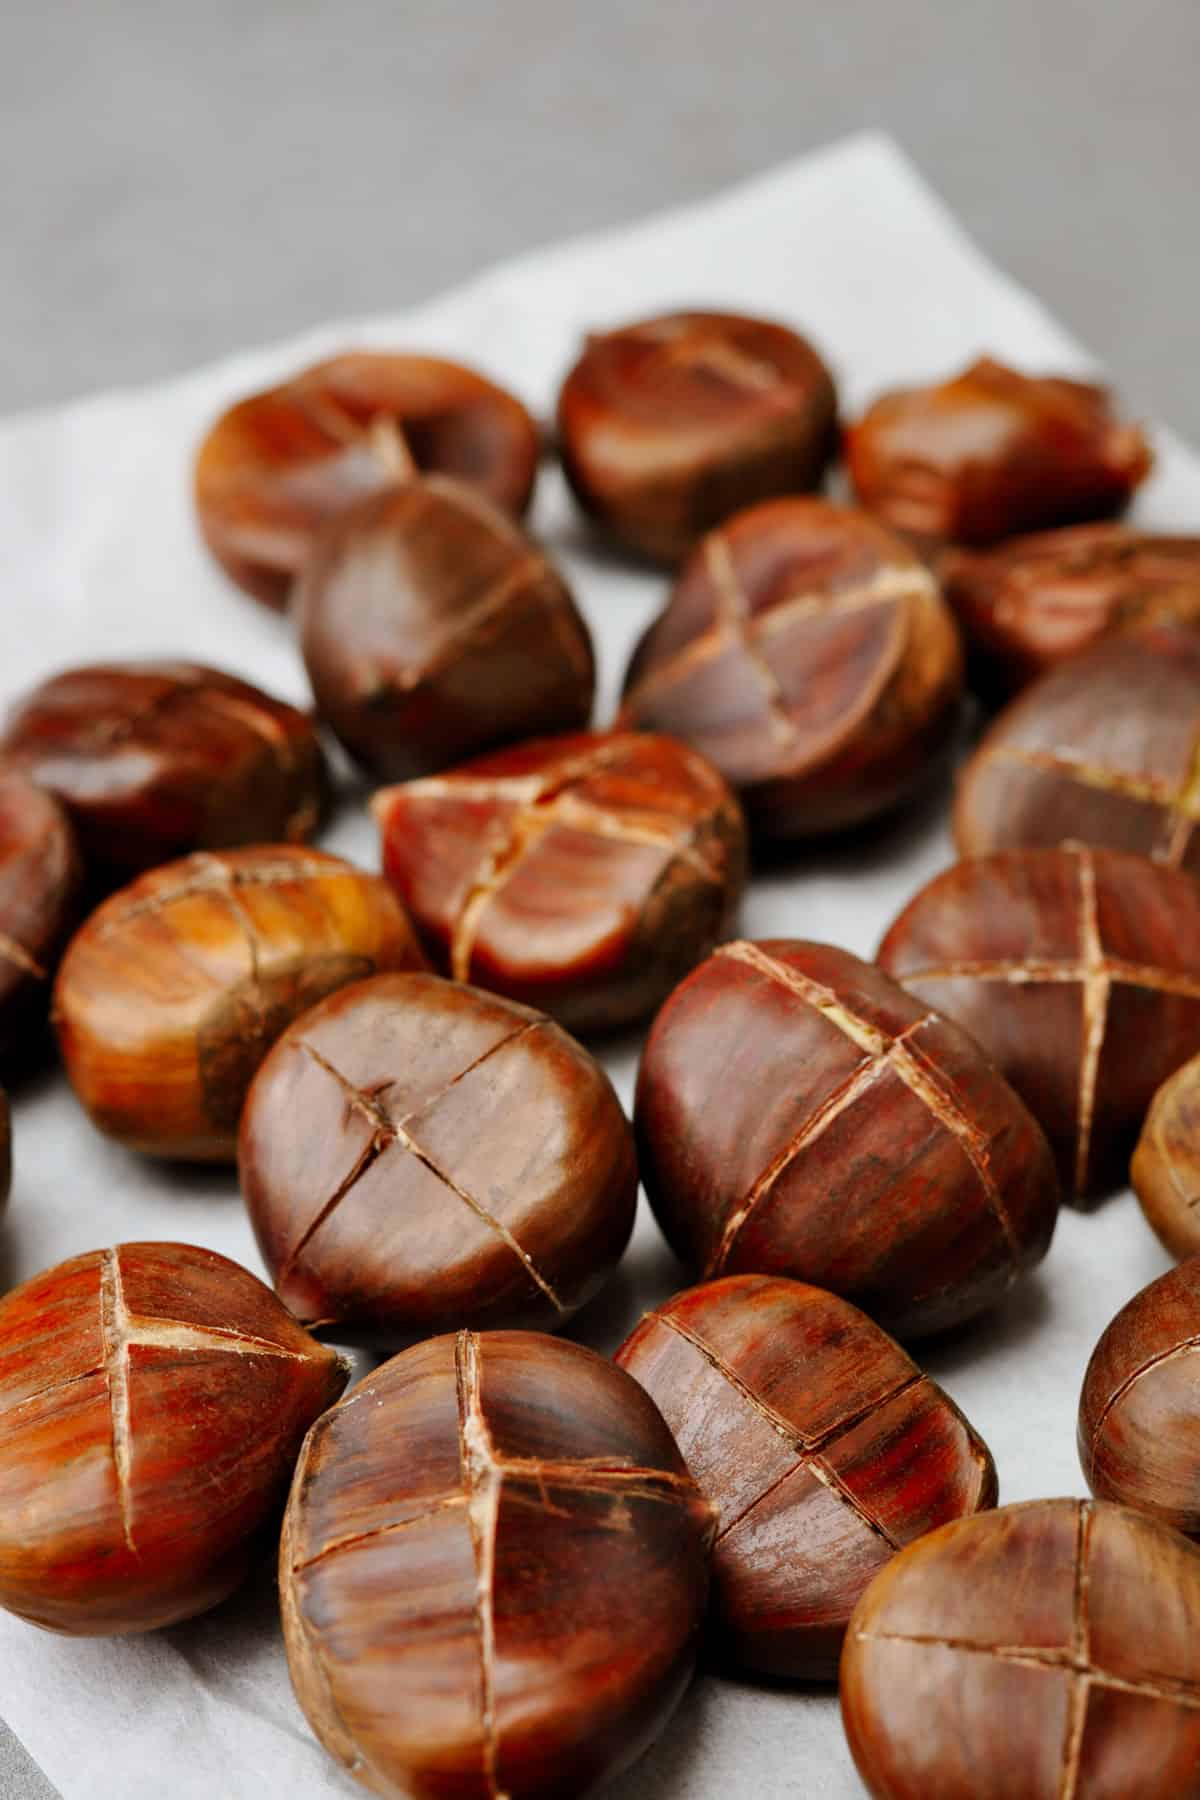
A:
0;132;1195;1798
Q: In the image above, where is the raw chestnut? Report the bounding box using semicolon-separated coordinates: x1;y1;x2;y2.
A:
615;1274;997;1679
635;939;1058;1337
846;357;1153;548
1079;1259;1200;1534
955;621;1200;871
2;661;326;882
372;729;747;1032
294;479;594;779
0;766;81;1059
878;844;1200;1196
556;309;838;564
941;522;1200;698
841;1498;1200;1800
194;351;540;607
618;497;964;839
0;1241;347;1634
54;846;426;1160
239;972;637;1342
1133;1054;1200;1259
280;1328;715;1799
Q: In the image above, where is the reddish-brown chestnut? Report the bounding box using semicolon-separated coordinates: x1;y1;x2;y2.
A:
280;1329;715;1799
0;1241;347;1634
294;479;594;779
619;497;964;839
1132;1054;1200;1259
941;522;1200;698
2;662;326;883
955;621;1200;871
372;729;746;1032
239;972;637;1342
0;766;81;1060
635;939;1058;1338
846;357;1152;547
841;1498;1200;1799
54;846;426;1160
615;1275;997;1679
878;844;1200;1195
557;310;838;564
194;351;541;606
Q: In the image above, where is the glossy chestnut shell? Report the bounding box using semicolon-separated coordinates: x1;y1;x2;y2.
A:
1133;1053;1200;1259
0;766;81;1060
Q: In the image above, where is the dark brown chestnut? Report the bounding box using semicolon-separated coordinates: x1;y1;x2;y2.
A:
0;1241;347;1634
557;310;838;564
635;939;1058;1338
54;846;427;1161
841;1498;1200;1800
619;497;964;839
239;972;638;1342
280;1329;715;1799
846;356;1152;548
372;729;747;1033
878;845;1200;1196
2;661;326;883
294;479;595;779
615;1274;997;1679
1133;1053;1200;1259
0;766;81;1060
194;351;541;606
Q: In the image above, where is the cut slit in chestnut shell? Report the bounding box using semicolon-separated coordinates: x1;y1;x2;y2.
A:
0;766;81;1062
194;351;541;606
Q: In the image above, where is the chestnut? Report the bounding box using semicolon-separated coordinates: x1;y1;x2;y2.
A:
846;356;1153;548
294;480;595;779
0;766;81;1060
239;972;637;1342
841;1498;1200;1800
194;351;541;607
941;522;1200;699
0;1241;347;1634
54;845;426;1161
280;1329;715;1799
556;309;838;564
618;497;964;839
635;939;1058;1338
615;1275;997;1679
955;620;1200;872
2;661;327;884
878;844;1200;1196
1132;1054;1200;1259
372;729;747;1032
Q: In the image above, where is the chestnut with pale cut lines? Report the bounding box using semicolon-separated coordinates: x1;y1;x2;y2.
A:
240;973;637;1343
0;1242;346;1635
1133;1053;1200;1259
0;767;81;1060
635;940;1057;1338
373;729;746;1032
879;844;1200;1196
616;1276;997;1678
841;1498;1200;1800
280;1329;714;1800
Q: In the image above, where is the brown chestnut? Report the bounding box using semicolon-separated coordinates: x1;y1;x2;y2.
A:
2;661;326;883
615;1275;997;1679
0;766;81;1059
941;522;1200;699
635;939;1058;1338
841;1498;1200;1800
372;729;747;1033
54;845;426;1161
0;1241;347;1634
239;972;637;1343
194;351;541;607
619;497;964;839
1133;1054;1200;1259
955;620;1200;872
878;844;1200;1196
557;309;838;564
846;356;1153;548
294;479;594;779
280;1328;715;1799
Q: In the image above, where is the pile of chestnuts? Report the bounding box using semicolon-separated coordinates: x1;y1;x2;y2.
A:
5;308;1200;1800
